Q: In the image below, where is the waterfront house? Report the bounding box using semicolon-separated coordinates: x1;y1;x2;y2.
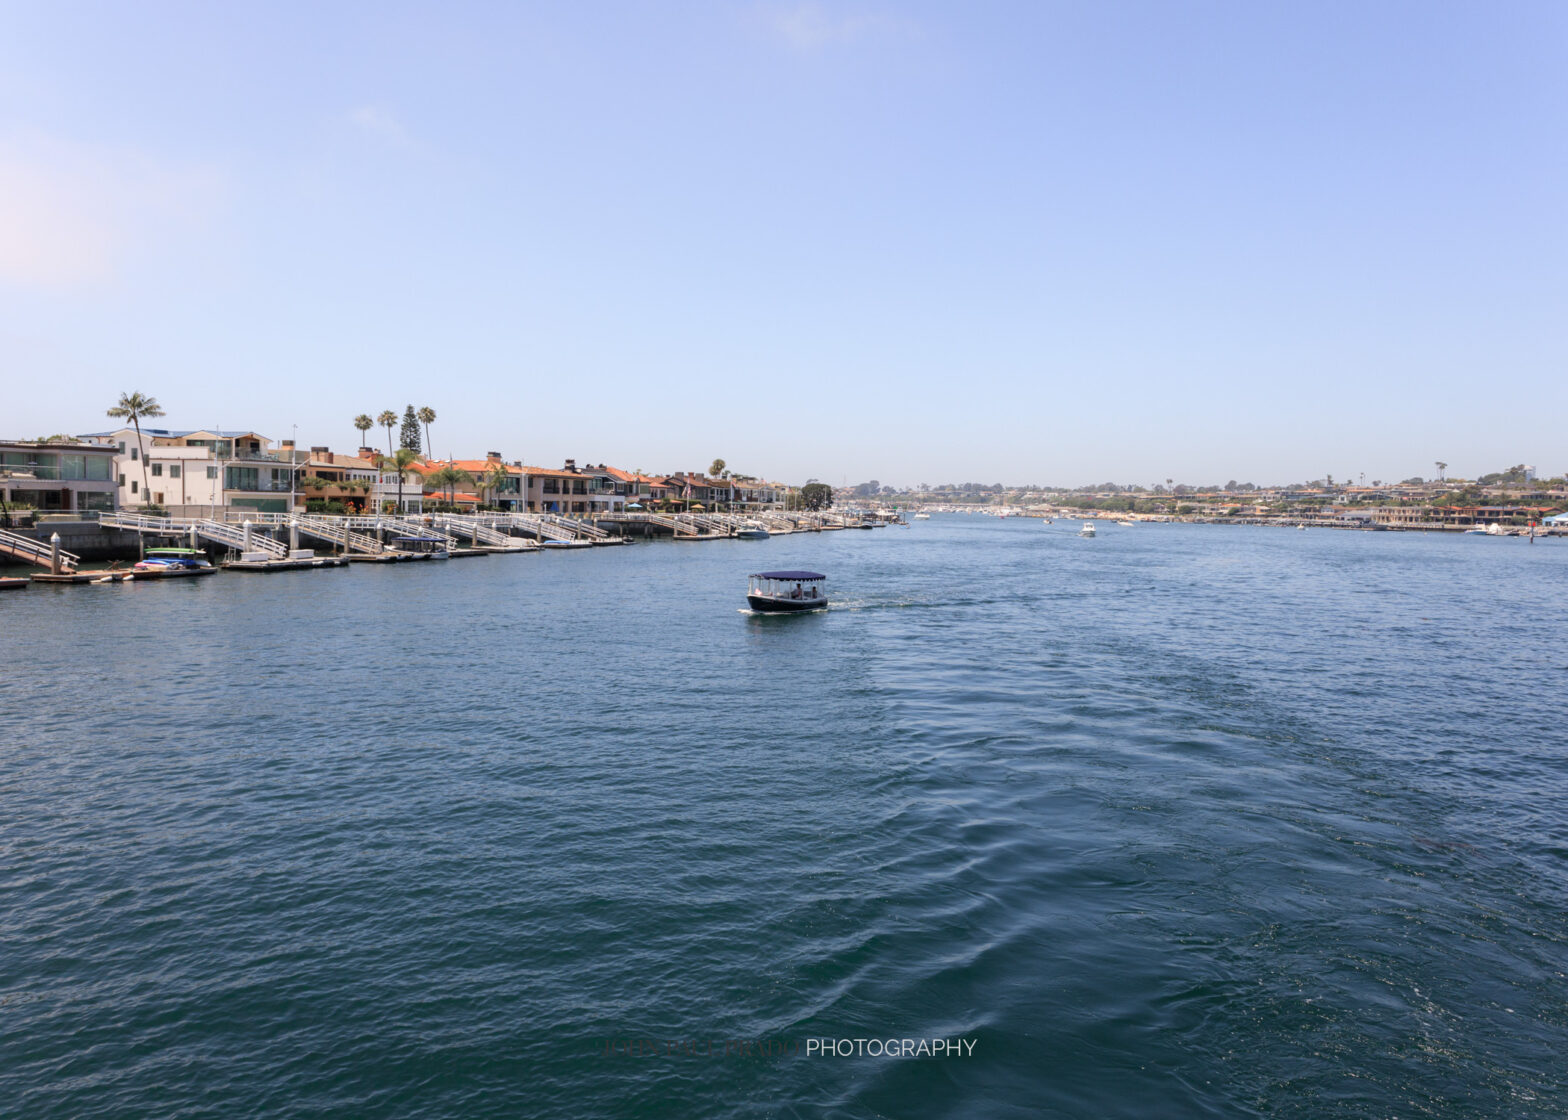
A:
523;459;621;515
580;464;628;514
80;427;302;515
670;471;735;510
371;460;425;514
424;453;525;511
0;438;118;515
298;449;378;514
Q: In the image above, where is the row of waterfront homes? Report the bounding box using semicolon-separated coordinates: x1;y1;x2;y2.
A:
0;429;790;518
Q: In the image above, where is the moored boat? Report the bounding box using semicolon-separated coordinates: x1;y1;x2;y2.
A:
747;570;827;613
387;535;451;559
134;547;212;571
734;522;770;540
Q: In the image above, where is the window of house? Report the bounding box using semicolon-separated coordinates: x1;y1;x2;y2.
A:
152;462;163;477
117;442;126;453
169;464;181;478
153;492;164;505
131;447;139;460
542;479;559;493
131;480;138;494
206;466;218;479
118;474;125;486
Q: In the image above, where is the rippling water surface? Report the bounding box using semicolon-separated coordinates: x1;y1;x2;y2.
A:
3;518;1566;1118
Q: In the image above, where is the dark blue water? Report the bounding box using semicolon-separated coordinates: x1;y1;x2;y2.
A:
3;518;1566;1118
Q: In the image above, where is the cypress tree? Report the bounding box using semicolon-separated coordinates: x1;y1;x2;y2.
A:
399;405;422;453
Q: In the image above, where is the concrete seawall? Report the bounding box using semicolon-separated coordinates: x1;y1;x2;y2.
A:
4;520;148;561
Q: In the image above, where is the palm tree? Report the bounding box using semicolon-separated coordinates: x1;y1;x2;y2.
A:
482;461;512;508
354;413;373;450
1435;460;1447;481
106;392;165;506
377;410;397;456
423;464;475;508
417;406;436;460
380;447;420;514
710;458;726;478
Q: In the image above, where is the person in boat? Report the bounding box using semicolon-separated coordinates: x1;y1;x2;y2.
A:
793;583;803;599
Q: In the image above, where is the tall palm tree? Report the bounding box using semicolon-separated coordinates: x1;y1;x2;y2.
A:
106;392;165;506
354;413;373;450
380;447;420;514
377;410;398;456
417;406;436;460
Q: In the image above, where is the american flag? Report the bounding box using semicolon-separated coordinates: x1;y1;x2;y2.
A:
682;479;692;499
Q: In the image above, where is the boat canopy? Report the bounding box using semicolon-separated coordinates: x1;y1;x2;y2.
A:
751;570;826;581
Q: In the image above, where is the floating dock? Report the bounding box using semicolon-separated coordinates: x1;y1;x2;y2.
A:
30;566;220;584
224;556;349;572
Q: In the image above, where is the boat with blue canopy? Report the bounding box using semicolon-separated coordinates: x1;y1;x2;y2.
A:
747;570;827;613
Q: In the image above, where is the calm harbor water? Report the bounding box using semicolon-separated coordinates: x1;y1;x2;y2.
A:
3;517;1566;1118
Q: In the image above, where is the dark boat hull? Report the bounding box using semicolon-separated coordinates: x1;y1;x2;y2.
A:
747;594;827;613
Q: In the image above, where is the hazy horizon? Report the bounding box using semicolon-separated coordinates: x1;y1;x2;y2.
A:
4;3;1564;486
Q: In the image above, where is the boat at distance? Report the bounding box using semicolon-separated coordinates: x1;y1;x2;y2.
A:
913;512;931;520
747;570;828;613
1079;522;1096;538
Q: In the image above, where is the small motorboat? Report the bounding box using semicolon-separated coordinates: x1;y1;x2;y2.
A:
1079;522;1096;538
734;522;770;540
913;512;931;520
747;570;827;613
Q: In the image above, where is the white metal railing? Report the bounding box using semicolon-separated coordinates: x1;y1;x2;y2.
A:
290;515;383;554
541;514;609;539
374;516;459;548
490;513;579;543
429;515;536;549
196;520;286;557
0;527;81;570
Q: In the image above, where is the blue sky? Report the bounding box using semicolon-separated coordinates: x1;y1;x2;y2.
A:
2;1;1564;486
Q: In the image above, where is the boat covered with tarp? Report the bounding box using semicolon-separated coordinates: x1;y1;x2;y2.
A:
134;547;212;571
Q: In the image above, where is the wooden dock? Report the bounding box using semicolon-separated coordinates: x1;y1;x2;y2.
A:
30;566;220;584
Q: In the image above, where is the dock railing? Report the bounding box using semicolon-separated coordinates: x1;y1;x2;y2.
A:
0;527;81;571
